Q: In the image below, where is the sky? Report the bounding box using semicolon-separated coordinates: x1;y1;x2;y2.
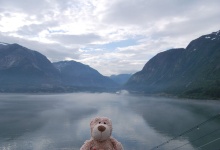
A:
0;0;220;76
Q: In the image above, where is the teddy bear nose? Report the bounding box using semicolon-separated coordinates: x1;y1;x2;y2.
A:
98;125;106;132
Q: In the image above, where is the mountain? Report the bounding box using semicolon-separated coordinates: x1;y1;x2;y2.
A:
110;74;132;85
53;61;118;88
0;43;61;92
125;30;220;99
0;43;119;92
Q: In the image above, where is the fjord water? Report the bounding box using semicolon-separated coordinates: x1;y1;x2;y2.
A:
0;93;220;150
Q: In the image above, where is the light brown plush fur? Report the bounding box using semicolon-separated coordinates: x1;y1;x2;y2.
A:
80;117;124;150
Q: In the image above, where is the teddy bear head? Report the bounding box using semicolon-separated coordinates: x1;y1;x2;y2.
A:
90;117;113;142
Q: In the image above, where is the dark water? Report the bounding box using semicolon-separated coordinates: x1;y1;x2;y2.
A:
0;93;220;150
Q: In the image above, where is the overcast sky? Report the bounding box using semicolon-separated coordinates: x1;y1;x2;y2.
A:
0;0;220;75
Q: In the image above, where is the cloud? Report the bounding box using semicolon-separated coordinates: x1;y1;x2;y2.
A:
0;33;80;62
49;33;102;46
0;0;51;14
17;21;60;37
0;0;220;75
103;0;219;26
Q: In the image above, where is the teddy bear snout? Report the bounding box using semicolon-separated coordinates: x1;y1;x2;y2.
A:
98;125;106;132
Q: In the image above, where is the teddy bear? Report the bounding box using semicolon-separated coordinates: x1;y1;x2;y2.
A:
80;117;124;150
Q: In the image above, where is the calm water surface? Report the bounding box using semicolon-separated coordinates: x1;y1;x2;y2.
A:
0;93;220;150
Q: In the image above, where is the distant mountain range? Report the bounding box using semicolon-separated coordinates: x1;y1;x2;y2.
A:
1;30;220;98
125;30;220;99
110;74;132;85
53;61;118;88
0;43;118;92
0;43;61;92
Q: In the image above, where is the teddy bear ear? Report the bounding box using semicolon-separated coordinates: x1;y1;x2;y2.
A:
108;118;112;123
90;117;100;126
106;118;112;124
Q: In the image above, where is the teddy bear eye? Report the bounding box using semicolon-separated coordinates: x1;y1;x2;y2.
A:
104;122;106;124
99;122;101;124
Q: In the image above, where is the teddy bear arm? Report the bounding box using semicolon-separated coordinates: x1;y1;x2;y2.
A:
115;142;124;150
110;137;124;150
80;140;92;150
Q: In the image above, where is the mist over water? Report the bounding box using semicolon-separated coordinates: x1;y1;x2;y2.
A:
0;93;220;150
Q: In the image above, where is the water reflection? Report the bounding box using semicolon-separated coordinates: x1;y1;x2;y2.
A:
0;93;219;150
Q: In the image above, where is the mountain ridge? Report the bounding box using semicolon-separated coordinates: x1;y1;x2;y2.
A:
1;30;220;98
0;43;61;90
125;30;220;99
0;43;118;92
110;74;132;85
53;60;118;88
